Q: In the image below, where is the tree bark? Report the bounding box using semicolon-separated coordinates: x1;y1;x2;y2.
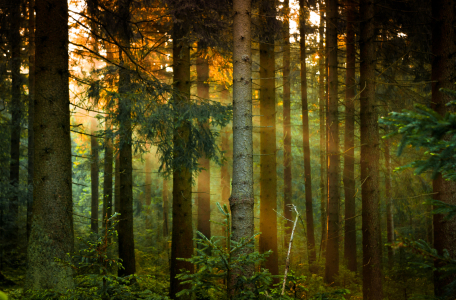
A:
26;0;74;290
8;0;21;252
343;0;357;273
318;0;327;258
325;0;340;284
220;87;231;206
197;44;211;241
360;0;383;298
299;0;316;269
163;176;169;237
117;0;136;277
90;119;99;233
27;0;36;243
259;0;279;278
230;0;254;293
431;0;456;297
169;5;193;298
282;0;293;249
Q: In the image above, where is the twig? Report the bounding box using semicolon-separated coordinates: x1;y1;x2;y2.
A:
282;205;299;296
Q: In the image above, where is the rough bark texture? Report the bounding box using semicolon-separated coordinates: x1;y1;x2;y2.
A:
197;47;211;241
8;0;21;252
145;153;152;229
343;0;357;273
282;0;293;248
90;119;99;233
169;7;193;298
27;0;36;242
230;0;254;292
431;0;456;297
117;0;136;277
220;87;231;206
384;139;394;267
324;0;340;284
259;0;279;278
299;0;316;268
360;0;383;298
25;0;74;290
318;0;327;258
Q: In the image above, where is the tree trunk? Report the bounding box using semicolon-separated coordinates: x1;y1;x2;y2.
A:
431;0;456;297
220;87;231;206
318;0;327;258
169;7;193;298
7;0;21;252
27;0;36;243
91;119;99;233
117;0;136;277
343;0;357;273
384;139;394;268
259;0;279;278
282;0;293;249
26;0;74;290
163;176;169;237
115;153;120;215
299;0;317;269
324;0;340;284
230;0;254;293
145;153;152;229
360;0;383;298
197;45;211;241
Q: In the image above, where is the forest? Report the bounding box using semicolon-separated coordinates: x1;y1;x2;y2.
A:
0;0;455;299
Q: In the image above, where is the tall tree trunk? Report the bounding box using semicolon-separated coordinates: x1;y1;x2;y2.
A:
220;87;231;206
117;0;136;277
26;0;74;290
115;152;120;222
324;0;340;284
282;0;293;248
169;5;193;298
431;0;456;297
8;0;21;252
145;153;152;229
259;0;279;278
91;119;99;233
299;0;316;268
384;139;394;268
197;44;211;241
163;176;169;237
360;0;383;298
318;0;327;258
343;0;357;273
27;0;36;242
230;0;254;293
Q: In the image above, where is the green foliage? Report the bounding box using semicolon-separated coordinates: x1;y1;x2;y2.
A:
380;88;456;180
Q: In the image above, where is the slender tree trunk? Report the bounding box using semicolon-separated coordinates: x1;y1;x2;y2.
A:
91;119;99;233
384;139;394;268
343;0;357;273
169;6;193;298
318;0;327;258
360;0;383;298
282;0;293;249
299;0;316;268
103;117;113;233
325;0;340;284
259;0;279;278
27;0;36;242
230;0;254;293
145;153;152;229
8;0;21;252
197;44;211;241
26;0;74;290
431;0;456;297
117;0;136;277
220;87;231;206
163;176;169;237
